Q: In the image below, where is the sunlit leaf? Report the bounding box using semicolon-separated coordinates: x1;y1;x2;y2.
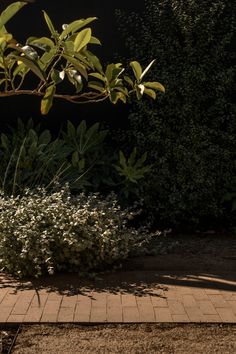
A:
74;28;92;52
143;81;165;93
140;59;156;80
41;84;56;115
59;17;96;40
0;2;26;30
130;61;142;82
11;55;45;81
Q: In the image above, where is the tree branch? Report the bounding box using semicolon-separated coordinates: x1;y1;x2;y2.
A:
0;89;109;104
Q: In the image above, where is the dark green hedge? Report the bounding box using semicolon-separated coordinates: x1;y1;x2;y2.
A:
116;0;236;230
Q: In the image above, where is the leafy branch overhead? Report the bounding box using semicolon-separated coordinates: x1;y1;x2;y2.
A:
0;2;165;114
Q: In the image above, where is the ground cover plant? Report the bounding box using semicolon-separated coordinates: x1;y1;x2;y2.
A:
0;185;157;278
116;0;236;230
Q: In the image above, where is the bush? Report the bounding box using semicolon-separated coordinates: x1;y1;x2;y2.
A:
0;118;110;195
0;118;152;205
0;186;154;278
116;0;236;229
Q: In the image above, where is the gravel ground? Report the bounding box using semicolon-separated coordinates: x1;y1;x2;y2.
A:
13;324;236;354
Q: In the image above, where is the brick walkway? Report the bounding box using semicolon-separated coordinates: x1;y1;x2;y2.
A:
0;271;236;324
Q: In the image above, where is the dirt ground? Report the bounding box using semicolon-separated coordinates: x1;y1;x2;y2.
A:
123;232;236;272
12;324;236;354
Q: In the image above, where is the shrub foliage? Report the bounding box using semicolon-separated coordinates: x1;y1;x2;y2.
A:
0;186;153;278
117;0;236;229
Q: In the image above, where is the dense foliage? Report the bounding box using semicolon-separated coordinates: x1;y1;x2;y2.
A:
116;0;236;229
0;118;151;198
0;186;156;278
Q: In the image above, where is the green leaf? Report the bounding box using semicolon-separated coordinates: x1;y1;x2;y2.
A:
88;81;105;92
74;28;92;52
13;62;29;78
144;87;156;99
119;151;127;168
0;24;7;36
59;17;97;40
41;84;56;115
143;81;165;93
27;37;55;51
72;151;79;167
84;50;103;73
42;11;58;40
0;2;26;30
124;75;133;87
63;54;88;80
130;61;142;82
109;91;126;104
89;72;106;82
39;48;57;70
12;55;45;81
77;120;86;152
63;40;74;54
128;147;137;166
51;69;64;84
1;133;9;150
67;121;76;138
134;152;147;169
38;130;51;145
140;59;156;80
89;36;101;45
78;158;85;171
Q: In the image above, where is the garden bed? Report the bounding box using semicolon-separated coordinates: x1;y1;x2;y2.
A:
123;232;236;272
0;326;19;354
12;324;236;354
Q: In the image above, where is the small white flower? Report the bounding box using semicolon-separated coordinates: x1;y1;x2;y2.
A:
59;70;65;81
68;69;82;84
138;84;145;95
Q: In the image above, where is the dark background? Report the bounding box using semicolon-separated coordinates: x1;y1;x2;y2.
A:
0;0;145;131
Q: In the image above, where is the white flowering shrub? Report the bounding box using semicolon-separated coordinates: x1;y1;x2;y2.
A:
0;186;153;278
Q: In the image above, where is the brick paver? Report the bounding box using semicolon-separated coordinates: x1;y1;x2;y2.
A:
0;271;236;324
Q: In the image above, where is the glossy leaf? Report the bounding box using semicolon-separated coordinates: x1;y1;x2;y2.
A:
42;11;58;39
143;81;165;93
27;37;55;51
144;87;156;99
0;2;26;30
41;84;56;115
85;50;103;73
130;61;142;82
89;72;106;82
140;59;156;80
63;54;88;80
59;17;97;40
89;36;101;45
74;28;92;52
88;81;105;92
12;55;45;81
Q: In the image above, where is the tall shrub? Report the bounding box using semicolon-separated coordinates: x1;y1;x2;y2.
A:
116;0;236;229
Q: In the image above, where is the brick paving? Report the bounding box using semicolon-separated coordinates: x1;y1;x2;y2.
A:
0;271;236;324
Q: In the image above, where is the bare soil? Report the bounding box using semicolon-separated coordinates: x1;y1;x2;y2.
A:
124;232;236;272
12;324;236;354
